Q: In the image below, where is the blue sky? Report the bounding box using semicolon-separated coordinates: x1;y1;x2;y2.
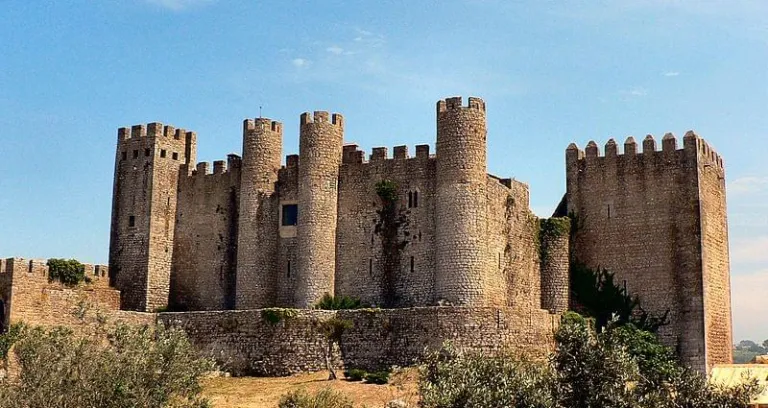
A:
0;1;766;341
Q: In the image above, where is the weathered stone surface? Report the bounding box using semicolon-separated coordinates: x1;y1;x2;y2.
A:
100;96;734;375
565;132;732;372
0;257;155;330
158;306;558;376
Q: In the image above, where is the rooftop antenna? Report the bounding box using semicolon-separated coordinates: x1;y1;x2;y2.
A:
259;106;262;118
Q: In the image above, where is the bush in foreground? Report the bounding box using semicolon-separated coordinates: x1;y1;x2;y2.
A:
278;388;354;408
0;323;214;408
419;312;763;408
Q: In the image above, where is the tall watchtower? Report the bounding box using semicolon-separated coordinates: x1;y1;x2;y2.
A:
236;118;283;309
109;123;196;312
295;111;344;308
566;131;732;372
434;97;489;305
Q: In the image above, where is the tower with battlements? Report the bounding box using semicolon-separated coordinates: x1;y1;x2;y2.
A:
109;123;195;311
564;131;732;372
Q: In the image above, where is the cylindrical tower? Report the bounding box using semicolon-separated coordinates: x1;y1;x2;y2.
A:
295;111;344;308
236;118;282;309
539;217;571;313
435;96;489;305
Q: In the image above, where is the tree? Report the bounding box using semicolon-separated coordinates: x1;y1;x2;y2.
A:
764;339;768;351
318;317;353;380
570;262;669;333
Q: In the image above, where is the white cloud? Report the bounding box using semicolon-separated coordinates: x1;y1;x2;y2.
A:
143;0;214;11
731;270;768;342
291;58;308;68
621;87;648;98
731;236;768;265
326;46;344;55
663;71;680;77
729;176;768;194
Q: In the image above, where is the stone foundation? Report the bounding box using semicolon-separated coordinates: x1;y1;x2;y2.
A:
159;306;559;376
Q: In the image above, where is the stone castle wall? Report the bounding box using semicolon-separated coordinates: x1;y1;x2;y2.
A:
158;306;558;376
171;156;241;311
0;258;152;329
566;132;731;371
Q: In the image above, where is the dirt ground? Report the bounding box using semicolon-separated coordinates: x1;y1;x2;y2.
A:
202;369;419;408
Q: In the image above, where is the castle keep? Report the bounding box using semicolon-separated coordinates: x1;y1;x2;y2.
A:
109;96;563;314
0;95;729;374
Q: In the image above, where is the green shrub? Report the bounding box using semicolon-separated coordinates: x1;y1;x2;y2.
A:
46;258;86;285
0;323;215;408
278;388;354;408
0;322;24;360
261;308;299;324
419;345;556;408
419;314;764;408
344;368;366;381
313;293;363;310
363;370;391;385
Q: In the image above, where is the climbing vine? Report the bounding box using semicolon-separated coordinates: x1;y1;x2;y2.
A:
374;180;410;307
537;217;571;261
261;308;299;324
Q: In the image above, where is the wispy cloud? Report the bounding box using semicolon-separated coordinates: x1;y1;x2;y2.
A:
143;0;215;11
326;46;344;55
291;58;308;68
663;71;680;77
731;236;768;265
731;270;768;341
729;176;768;194
621;87;648;98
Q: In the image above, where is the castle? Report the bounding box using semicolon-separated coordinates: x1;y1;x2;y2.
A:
0;96;732;375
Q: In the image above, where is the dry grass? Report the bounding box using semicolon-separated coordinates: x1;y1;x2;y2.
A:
202;369;419;408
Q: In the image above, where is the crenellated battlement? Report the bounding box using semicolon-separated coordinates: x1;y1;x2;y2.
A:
300;111;344;127
181;154;242;180
0;257;110;285
436;96;486;113
337;144;434;165
566;131;724;170
244;118;283;134
118;122;195;143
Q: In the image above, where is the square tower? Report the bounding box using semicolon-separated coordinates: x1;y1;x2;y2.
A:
109;123;196;311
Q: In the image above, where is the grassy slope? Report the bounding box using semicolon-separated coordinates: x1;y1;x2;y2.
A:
203;370;419;408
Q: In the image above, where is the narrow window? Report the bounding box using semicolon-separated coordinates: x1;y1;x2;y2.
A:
144;148;150;157
369;259;373;275
128;215;135;227
160;149;167;158
121;151;127;161
287;261;291;277
281;204;298;226
132;150;138;159
413;191;419;208
410;256;415;272
498;253;501;269
172;152;179;160
607;204;611;219
408;191;413;208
